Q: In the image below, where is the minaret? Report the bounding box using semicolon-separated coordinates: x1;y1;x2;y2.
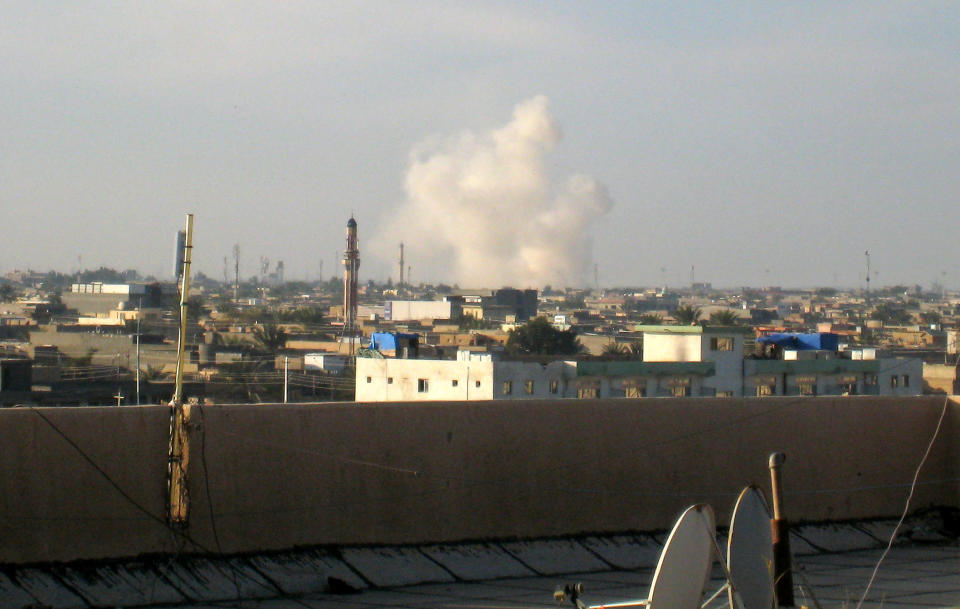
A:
343;216;360;342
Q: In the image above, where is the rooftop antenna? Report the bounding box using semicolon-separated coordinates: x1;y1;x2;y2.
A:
167;213;194;528
690;265;695;287
232;244;240;301
865;250;871;304
399;242;405;287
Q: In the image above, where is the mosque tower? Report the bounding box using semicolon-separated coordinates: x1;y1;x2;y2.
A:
342;216;360;341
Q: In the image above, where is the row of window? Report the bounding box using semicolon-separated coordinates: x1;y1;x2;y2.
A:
366;376;563;395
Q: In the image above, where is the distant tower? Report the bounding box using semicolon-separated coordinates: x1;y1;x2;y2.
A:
398;242;405;286
343;216;360;340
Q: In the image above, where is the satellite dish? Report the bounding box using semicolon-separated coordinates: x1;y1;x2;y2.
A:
728;486;774;609
647;504;716;609
554;504;717;609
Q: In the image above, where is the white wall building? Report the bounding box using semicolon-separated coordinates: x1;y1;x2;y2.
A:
355;351;575;402
640;325;749;397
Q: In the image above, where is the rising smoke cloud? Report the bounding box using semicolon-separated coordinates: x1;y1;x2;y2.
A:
380;96;613;288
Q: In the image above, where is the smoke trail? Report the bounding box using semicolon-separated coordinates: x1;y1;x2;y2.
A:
380;96;613;288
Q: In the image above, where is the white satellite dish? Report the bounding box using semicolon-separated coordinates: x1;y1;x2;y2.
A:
648;503;716;609
727;486;774;609
555;504;717;609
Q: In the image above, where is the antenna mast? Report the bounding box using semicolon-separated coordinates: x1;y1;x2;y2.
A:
167;213;194;527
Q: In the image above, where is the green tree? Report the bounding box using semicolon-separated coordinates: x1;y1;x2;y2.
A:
637;313;663;325
0;284;16;302
506;317;582;356
250;323;288;353
674;305;702;325
870;303;912;325
628;340;643;360
709;309;740;325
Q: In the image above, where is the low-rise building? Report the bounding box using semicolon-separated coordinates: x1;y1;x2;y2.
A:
355;350;574;402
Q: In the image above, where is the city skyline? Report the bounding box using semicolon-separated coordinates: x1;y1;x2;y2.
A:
2;3;959;288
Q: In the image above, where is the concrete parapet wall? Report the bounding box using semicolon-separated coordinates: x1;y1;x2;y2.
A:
1;396;956;564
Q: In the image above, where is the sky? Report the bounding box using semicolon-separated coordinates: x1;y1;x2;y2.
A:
2;2;959;290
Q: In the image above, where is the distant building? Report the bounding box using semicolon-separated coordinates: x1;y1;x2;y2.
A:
384;300;454;322
638;325;751;397
355;350;574;402
64;282;176;315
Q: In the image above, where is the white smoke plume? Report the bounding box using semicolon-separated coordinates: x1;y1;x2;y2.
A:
380;96;613;288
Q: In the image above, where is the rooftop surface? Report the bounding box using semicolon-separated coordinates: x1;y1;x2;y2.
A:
139;541;960;609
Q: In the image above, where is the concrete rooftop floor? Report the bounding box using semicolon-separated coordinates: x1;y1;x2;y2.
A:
138;542;959;609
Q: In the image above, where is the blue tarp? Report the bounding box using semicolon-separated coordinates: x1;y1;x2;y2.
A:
756;332;839;351
369;332;419;351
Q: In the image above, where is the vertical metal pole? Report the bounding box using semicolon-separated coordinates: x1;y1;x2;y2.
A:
136;297;141;405
172;214;193;405
283;356;289;404
769;452;795;607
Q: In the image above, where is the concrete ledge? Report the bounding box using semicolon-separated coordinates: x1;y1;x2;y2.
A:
338;547;455;588
421;543;535;580
581;534;662;570
0;518;950;609
498;539;610;575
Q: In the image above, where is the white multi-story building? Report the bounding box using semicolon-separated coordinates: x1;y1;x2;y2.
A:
355;351;575;402
640;325;751;397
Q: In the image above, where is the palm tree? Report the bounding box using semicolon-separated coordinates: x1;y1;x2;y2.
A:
628;341;643;360
674;305;702;325
709;309;740;325
250;323;287;353
600;342;628;360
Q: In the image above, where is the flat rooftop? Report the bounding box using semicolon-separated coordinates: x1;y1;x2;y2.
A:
215;543;960;609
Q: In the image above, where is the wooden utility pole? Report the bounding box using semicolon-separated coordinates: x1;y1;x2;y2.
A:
167;213;194;527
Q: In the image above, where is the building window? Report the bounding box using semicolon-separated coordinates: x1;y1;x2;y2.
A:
891;375;899;388
865;375;878;386
903;375;910;387
475;380;481;388
671;385;691;397
502;381;512;395
756;384;775;397
710;337;735;351
451;379;458;387
366;376;372;383
799;383;817;396
625;383;646;398
387;377;393;384
578;386;598;399
418;378;429;392
716;390;733;398
549;380;559;394
524;380;534;394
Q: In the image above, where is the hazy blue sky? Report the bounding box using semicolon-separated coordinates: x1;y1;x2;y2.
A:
2;2;958;289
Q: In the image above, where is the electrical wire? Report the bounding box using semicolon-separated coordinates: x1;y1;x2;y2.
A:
853;392;953;609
